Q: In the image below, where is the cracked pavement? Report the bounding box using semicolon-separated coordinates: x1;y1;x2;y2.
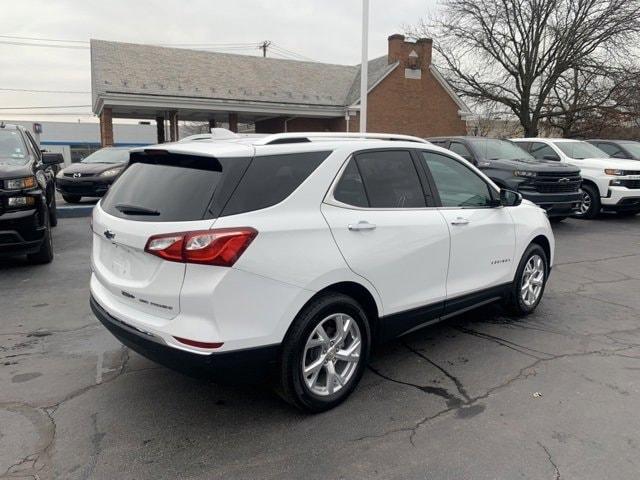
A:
1;215;639;479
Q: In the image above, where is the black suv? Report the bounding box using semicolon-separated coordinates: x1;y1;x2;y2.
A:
0;123;63;263
428;137;582;221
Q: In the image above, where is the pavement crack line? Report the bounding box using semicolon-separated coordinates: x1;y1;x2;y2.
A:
402;341;471;402
455;326;552;359
0;345;130;478
538;442;561;480
554;252;640;267
357;344;636;447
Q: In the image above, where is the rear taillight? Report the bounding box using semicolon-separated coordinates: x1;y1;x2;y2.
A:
144;228;257;266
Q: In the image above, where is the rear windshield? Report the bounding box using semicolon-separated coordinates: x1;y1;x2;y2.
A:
101;153;251;222
100;150;330;222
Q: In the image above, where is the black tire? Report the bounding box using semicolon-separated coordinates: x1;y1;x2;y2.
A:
573;184;600;219
27;210;54;264
549;216;566;223
616;210;640;217
504;243;548;317
49;191;58;227
62;194;82;204
278;292;371;413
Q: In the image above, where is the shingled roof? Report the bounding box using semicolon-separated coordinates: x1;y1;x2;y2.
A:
90;40;398;110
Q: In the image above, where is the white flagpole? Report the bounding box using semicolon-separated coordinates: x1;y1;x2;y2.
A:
360;0;369;133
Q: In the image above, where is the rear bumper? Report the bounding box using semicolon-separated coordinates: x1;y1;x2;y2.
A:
56;177;113;197
519;191;582;217
0;207;47;256
90;295;280;383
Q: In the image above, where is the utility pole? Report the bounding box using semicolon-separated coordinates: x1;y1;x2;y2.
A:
259;40;272;58
359;0;369;133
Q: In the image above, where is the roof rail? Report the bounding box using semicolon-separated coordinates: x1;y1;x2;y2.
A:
254;132;430;145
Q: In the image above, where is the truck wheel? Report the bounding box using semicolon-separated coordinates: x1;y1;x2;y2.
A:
573;184;600;219
278;293;371;413
62;194;82;204
504;243;548;316
27;211;54;264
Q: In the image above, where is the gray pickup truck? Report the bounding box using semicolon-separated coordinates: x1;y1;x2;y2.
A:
428;136;583;221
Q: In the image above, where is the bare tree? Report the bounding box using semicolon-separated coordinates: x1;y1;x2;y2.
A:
410;0;640;136
543;63;639;137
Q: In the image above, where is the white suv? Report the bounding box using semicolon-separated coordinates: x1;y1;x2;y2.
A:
90;132;554;412
512;138;640;218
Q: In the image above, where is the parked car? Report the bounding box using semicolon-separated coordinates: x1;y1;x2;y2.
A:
90;132;554;412
586;139;640;160
427;137;582;221
0;123;63;263
512;138;640;218
56;147;130;203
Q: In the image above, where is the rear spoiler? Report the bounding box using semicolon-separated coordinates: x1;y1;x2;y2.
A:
129;149;223;172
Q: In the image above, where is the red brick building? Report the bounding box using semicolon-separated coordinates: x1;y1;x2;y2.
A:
91;34;470;145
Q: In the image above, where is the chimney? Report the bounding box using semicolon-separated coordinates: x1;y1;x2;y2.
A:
387;34;432;70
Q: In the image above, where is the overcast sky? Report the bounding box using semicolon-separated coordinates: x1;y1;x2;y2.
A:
0;0;437;123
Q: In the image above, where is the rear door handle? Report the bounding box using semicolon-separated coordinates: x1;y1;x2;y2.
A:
348;221;377;231
451;217;470;226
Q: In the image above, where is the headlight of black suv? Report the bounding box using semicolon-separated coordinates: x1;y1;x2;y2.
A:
4;176;37;190
513;170;537;178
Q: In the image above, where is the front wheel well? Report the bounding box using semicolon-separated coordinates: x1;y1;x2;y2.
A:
580;179;601;196
530;235;551;265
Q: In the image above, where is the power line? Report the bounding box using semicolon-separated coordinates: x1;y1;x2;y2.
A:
0;87;90;94
270;43;316;62
0;34;315;60
0;40;88;49
0;34;88;44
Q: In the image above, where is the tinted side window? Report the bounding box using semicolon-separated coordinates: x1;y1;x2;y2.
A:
355;150;426;208
333;158;369;207
529;142;559;160
222;151;330;216
422;152;494;208
449;141;473;160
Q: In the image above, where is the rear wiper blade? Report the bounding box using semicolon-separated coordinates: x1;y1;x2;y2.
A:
114;203;160;216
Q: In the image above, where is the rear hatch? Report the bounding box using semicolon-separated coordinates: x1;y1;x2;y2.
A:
91;146;252;319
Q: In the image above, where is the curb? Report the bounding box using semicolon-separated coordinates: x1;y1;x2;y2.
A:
57;205;94;218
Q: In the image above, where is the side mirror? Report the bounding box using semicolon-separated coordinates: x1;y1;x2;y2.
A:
500;189;522;207
42;152;64;165
543;154;560;161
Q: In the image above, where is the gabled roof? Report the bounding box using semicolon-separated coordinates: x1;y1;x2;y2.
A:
90;40;471;119
90;40;399;111
346;56;399;105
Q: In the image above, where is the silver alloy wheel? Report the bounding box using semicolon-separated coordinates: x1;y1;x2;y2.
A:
578;191;592;216
302;313;362;396
520;254;545;307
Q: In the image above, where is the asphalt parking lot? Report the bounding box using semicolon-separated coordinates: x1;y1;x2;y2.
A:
1;214;639;480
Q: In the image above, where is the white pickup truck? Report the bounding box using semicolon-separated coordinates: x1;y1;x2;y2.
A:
512;138;640;218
